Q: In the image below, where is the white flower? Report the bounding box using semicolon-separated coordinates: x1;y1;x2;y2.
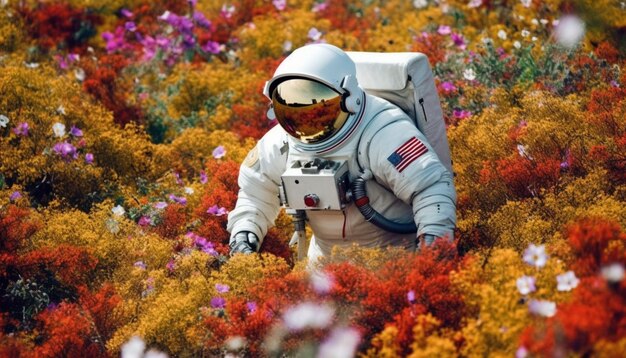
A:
283;302;334;331
521;29;530;37
481;37;493;45
184;187;195;195
144;350;169;358
463;68;476;81
468;0;482;8
540;19;549;25
516;346;529;358
516;275;536;295
112;205;126;217
556;270;580;291
532;36;538;42
517;144;533;159
74;68;86;81
601;263;625;283
554;15;585;48
24;62;39;68
528;299;556;317
282;40;292;52
224;336;246;351
317;327;361;358
310;270;334;294
52;122;66;137
497;30;507;40
0;114;9;128
531;19;539;26
413;0;428;8
514;41;522;49
523;243;548;268
56;105;66;115
121;336;146;358
521;0;532;7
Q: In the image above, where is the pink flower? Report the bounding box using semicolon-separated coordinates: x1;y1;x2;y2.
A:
407;290;416;304
440;81;457;93
453;108;472;119
273;0;286;10
312;1;328;12
212;145;226;159
121;8;133;18
215;283;230;293
166;259;176;272
138;216;152;226
437;25;451;35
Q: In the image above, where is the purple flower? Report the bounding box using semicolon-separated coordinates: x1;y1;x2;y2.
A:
125;21;137;32
174;172;184;185
440;81;457;93
12;122;29;136
212;145;226;159
166;259;176;272
85;153;94;164
188;232;219;256
215;283;230;293
610;80;620;88
121;8;133;18
102;27;128;53
69;125;83;137
200;170;208;184
207;204;228;216
134;261;147;270
560;149;572;170
203;41;221;54
168;194;187;205
154;201;168;209
53;142;78;161
188;0;197;7
437;25;451;35
246;301;257;314
9;191;21;202
55;55;69;70
210;296;226;309
407;289;416;304
193;11;212;28
451;33;466;49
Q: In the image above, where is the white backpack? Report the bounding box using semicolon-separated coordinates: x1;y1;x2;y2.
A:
346;51;453;174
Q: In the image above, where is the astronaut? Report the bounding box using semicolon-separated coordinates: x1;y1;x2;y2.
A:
227;44;456;262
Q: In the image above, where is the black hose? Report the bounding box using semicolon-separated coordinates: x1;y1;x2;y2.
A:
350;176;417;234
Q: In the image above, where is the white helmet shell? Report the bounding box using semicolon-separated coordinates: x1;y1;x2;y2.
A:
264;44;365;153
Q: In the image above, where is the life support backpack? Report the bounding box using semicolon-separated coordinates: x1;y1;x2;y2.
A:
346;51;453;174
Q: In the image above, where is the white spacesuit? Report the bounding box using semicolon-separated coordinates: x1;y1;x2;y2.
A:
227;44;456;262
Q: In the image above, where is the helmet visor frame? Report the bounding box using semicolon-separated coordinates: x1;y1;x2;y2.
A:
270;77;349;144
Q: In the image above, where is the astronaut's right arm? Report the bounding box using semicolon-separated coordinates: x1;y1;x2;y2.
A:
226;126;288;253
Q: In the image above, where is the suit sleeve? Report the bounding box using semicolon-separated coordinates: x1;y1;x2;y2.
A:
226;126;288;242
368;119;457;239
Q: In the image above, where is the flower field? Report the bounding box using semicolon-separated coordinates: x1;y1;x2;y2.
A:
1;0;625;357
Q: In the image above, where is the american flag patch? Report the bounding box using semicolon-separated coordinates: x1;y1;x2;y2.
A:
387;137;428;172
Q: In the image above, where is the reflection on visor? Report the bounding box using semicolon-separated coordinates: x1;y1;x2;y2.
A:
272;78;349;144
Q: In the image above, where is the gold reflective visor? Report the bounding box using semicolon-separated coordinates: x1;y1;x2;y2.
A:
272;78;349;144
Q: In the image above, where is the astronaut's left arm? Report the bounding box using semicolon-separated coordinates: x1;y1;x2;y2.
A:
367;120;457;242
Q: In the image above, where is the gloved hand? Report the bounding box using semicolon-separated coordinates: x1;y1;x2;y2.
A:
229;231;260;255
